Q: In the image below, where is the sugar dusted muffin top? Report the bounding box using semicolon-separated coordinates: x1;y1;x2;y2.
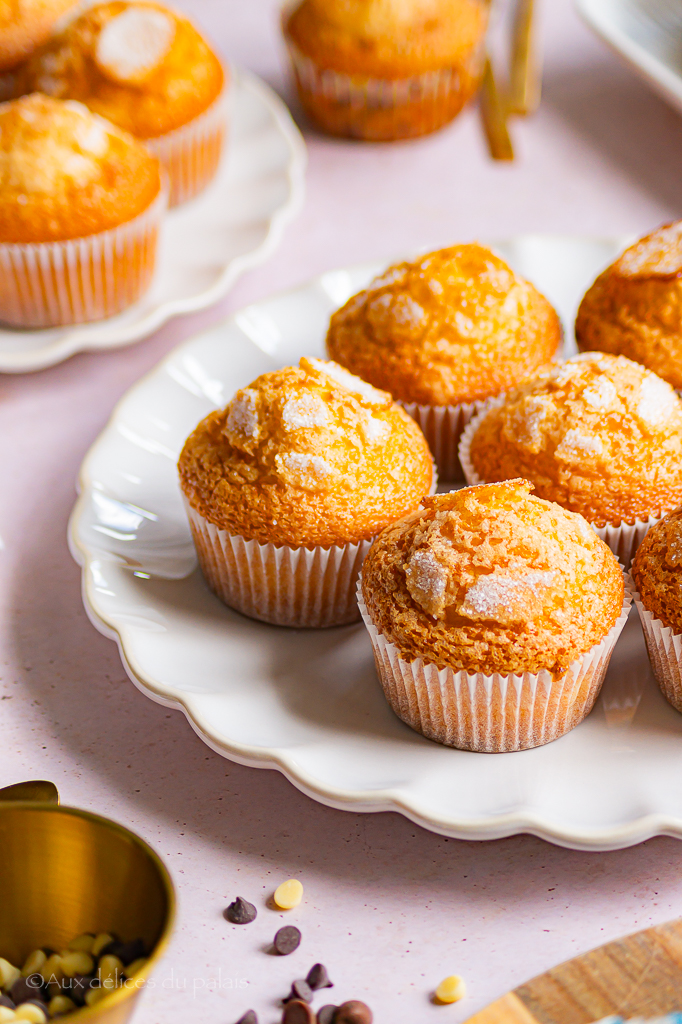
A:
178;357;434;548
285;0;487;78
326;244;561;406
467;353;682;528
15;1;224;139
0;93;160;243
361;480;623;678
632;505;682;634
576;222;682;390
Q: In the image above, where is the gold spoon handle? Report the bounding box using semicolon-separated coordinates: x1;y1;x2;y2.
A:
508;0;541;116
480;56;515;161
0;780;60;804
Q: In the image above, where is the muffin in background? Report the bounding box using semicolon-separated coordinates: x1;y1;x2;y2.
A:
15;0;227;204
631;506;682;715
283;0;488;141
178;357;435;628
0;0;76;73
576;222;682;390
326;244;562;480
460;353;682;568
0;93;165;328
359;480;629;752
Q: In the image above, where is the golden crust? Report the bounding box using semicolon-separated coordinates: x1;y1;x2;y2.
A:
178;357;434;548
632;505;682;634
361;480;624;678
14;1;224;138
0;0;76;71
468;353;682;528
285;0;487;79
325;245;562;406
576;222;682;390
0;92;160;243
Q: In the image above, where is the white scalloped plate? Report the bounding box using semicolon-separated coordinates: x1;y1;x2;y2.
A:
69;235;682;852
0;69;306;373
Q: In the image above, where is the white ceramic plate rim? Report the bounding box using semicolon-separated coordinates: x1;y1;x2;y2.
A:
69;239;682;852
0;69;306;374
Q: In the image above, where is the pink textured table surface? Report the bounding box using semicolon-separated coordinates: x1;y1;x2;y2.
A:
3;2;682;1023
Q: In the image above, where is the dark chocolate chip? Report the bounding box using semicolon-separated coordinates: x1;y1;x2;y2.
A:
62;975;96;1007
284;980;313;1004
10;978;46;1005
307;963;333;990
274;925;301;956
333;1001;373;1024
99;938;146;966
282;1000;315;1024
0;996;15;1010
225;897;258;925
317;1006;338;1024
236;1012;258;1024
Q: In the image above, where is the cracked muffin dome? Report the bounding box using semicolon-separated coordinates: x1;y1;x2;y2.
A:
178;357;435;549
466;353;682;528
361;480;624;678
14;1;224;139
325;244;562;407
576;221;682;391
0;92;161;243
632;506;682;634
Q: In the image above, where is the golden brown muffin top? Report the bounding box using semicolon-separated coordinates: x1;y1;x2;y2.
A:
632;505;682;634
14;1;224;138
326;245;562;406
0;92;160;242
0;0;76;71
576;222;682;391
178;357;435;548
285;0;487;78
361;480;624;678
468;353;682;529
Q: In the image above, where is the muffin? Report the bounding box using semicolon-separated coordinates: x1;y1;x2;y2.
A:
631;506;682;714
576;221;682;390
15;1;227;204
0;93;165;328
359;480;629;752
283;0;488;141
326;244;562;481
460;353;682;568
178;356;435;628
0;0;76;73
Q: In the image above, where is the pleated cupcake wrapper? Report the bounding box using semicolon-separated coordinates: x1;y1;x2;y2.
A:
0;181;167;329
358;577;632;752
458;397;664;571
145;80;229;206
186;501;372;628
629;576;682;715
283;34;485;140
401;399;482;483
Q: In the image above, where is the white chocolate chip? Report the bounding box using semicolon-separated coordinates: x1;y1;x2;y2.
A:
96;8;175;84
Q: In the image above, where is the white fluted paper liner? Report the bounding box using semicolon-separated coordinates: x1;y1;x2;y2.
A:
146;78;229;206
401;400;481;483
358;576;632;752
629;575;682;714
283;34;485;141
0;182;167;329
186;501;371;628
459;397;663;571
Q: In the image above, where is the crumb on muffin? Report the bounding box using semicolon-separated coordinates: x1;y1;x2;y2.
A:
361;479;624;678
178;357;434;548
632;504;682;634
326;244;562;406
0;92;160;243
576;221;682;390
467;353;682;528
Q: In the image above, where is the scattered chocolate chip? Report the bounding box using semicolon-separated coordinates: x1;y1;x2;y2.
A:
282;1000;315;1024
274;925;301;956
99;939;146;965
0;996;15;1010
307;963;333;990
236;1012;258;1024
333;1001;373;1024
62;975;95;1006
285;980;313;1004
10;978;46;1005
317;1006;338;1024
225;897;258;925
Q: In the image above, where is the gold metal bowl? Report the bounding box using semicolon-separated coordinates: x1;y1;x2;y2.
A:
0;783;175;1024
